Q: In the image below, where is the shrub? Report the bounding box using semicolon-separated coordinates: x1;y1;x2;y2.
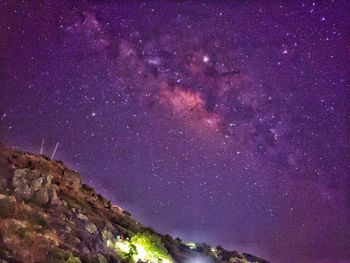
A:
110;232;173;263
0;196;15;218
46;248;82;263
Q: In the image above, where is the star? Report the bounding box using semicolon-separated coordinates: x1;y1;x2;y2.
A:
1;1;349;262
202;55;210;63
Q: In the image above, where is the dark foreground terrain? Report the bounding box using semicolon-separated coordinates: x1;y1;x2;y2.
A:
0;145;268;263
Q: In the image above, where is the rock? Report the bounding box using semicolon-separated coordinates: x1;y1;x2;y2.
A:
0;146;269;263
45;174;53;185
11;168;55;206
31;176;44;191
61;169;81;195
34;187;50;205
50;186;60;206
77;213;89;221
80;245;90;255
66;226;72;233
12;168;29;186
31;169;43;184
0;174;8;192
12;169;33;200
84;222;97;234
105;221;117;233
75;237;81;245
97;194;111;208
97;254;107;263
101;228;113;240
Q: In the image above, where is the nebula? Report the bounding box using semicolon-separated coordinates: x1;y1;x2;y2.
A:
1;1;349;262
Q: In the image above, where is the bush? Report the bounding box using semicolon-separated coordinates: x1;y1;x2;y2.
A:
130;232;172;262
46;248;82;263
111;232;173;263
0;196;15;218
19;209;49;228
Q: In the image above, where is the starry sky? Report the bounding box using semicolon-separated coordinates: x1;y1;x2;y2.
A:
1;1;350;262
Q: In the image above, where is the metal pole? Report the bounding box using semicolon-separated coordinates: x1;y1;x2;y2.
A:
40;138;45;154
51;142;59;160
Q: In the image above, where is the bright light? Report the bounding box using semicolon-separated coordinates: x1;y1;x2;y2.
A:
186;242;197;249
202;55;210;63
185;256;212;263
107;232;174;263
134;244;147;261
112;239;130;254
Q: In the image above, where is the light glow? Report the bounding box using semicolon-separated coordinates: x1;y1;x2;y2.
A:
107;232;174;263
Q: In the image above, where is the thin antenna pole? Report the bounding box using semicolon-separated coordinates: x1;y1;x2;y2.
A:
40;138;45;154
51;142;59;160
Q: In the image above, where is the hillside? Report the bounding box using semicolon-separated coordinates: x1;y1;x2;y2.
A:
0;145;269;263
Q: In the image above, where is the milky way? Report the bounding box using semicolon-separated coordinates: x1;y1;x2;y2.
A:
1;1;350;262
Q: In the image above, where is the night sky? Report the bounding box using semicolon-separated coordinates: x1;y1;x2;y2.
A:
1;1;350;262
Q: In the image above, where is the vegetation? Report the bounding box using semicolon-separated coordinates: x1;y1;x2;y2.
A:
0;195;15;217
108;232;173;263
46;248;82;263
19;209;49;228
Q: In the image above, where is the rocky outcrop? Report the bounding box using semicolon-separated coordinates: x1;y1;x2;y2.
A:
0;145;269;263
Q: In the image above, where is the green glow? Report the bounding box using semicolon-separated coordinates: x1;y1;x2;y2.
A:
108;232;173;263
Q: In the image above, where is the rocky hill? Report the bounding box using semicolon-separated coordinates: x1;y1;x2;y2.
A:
0;145;269;263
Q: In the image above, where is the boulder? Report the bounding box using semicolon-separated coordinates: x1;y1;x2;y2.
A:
84;222;98;234
31;176;44;191
34;187;50;205
77;213;89;221
61;169;81;195
101;228;113;240
49;186;61;206
12;168;54;206
12;169;33;200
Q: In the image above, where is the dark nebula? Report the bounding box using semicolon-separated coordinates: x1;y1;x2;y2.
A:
1;1;350;262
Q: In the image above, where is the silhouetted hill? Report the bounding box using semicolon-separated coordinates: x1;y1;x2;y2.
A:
0;145;269;263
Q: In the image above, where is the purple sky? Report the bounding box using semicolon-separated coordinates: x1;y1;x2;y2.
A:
1;1;350;262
